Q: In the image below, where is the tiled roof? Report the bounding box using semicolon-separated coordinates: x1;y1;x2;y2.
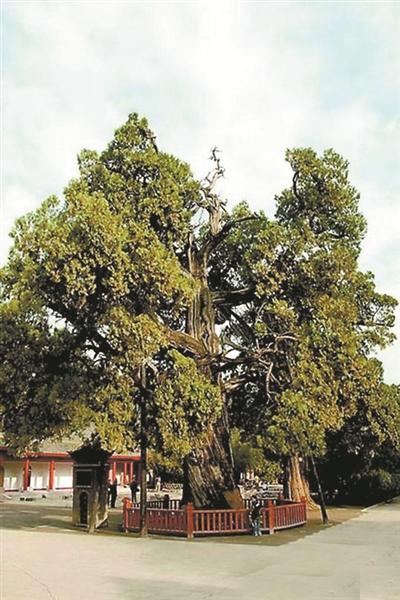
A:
0;434;139;457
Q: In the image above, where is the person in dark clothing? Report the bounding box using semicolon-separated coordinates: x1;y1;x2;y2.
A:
129;478;139;503
109;478;118;508
251;499;262;536
107;480;112;506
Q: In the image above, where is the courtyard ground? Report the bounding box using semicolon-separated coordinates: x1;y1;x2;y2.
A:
0;500;362;546
1;498;399;599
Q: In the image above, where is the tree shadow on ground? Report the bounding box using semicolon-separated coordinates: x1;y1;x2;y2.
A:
2;503;379;547
1;504;78;533
107;575;244;600
0;503;126;535
195;507;365;546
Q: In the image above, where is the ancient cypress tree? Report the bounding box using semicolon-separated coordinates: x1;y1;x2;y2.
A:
0;115;255;508
1;116;397;513
220;149;397;508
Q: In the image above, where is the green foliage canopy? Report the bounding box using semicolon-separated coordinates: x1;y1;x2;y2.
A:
0;114;221;455
0;116;397;499
221;149;397;461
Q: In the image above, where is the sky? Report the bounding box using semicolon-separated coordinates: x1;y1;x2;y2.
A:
1;0;399;383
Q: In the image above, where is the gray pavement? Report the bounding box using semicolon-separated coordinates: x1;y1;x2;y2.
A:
1;499;399;599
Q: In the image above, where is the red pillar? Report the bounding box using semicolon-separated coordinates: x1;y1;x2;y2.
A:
48;461;55;490
23;459;30;491
112;461;117;482
129;461;134;480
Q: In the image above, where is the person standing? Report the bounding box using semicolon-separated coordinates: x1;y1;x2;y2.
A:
155;476;161;492
109;478;118;509
251;499;262;536
129;478;139;503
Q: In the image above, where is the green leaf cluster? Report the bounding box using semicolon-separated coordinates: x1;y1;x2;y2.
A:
0;114;200;453
153;350;222;461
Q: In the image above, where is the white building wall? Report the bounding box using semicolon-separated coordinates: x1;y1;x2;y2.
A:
55;463;73;489
30;462;49;490
4;462;23;490
115;463;125;485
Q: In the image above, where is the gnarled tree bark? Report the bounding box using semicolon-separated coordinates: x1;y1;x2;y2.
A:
287;455;319;510
181;150;242;509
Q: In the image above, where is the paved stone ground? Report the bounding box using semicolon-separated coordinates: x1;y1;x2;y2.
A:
1;499;399;599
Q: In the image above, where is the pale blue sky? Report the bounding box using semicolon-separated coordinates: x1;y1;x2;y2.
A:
1;1;399;382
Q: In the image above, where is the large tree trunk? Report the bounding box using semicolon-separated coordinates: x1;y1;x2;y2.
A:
288;455;319;510
182;264;242;508
181;174;242;509
310;455;329;524
182;406;242;508
88;463;109;533
139;386;148;537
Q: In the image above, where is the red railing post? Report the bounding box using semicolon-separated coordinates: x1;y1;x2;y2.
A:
122;498;132;532
186;502;194;539
122;498;127;532
268;500;275;535
301;496;307;522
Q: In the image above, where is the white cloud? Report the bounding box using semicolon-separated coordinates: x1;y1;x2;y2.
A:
2;0;399;381
1;184;37;260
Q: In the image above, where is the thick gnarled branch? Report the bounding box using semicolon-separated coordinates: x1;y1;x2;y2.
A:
162;325;207;357
212;286;255;307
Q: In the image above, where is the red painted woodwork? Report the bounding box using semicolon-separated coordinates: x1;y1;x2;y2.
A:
147;508;187;534
48;460;55;490
123;498;307;538
123;498;140;531
186;503;194;539
268;499;275;534
23;459;30;490
193;508;250;534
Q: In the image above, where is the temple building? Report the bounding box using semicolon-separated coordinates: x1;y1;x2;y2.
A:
0;439;140;492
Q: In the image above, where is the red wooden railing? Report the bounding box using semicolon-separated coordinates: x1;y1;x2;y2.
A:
193;508;250;534
147;508;187;534
123;501;188;535
123;497;307;538
123;500;140;530
274;502;307;530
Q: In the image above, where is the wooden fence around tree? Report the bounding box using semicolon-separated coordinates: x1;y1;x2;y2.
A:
122;497;307;538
